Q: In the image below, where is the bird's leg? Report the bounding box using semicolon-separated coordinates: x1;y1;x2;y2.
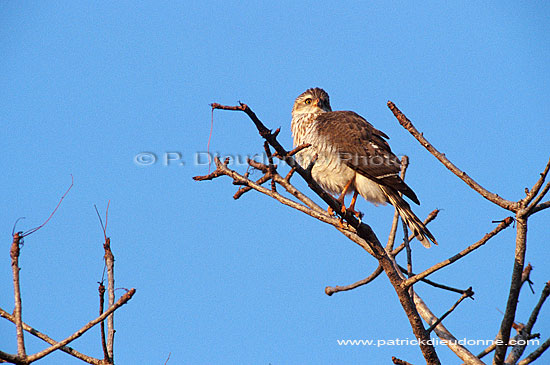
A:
328;178;354;216
347;191;362;218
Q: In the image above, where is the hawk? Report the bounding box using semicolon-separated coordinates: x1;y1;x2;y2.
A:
291;87;436;247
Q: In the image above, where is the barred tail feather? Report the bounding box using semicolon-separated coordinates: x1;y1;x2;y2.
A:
381;187;437;248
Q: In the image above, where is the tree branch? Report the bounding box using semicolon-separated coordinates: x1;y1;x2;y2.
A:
426;288;474;334
494;216;528;364
10;233;26;359
387;101;517;212
25;289;135;363
517;337;550;365
506;281;550;364
404;217;513;287
523;156;550;207
0;307;101;364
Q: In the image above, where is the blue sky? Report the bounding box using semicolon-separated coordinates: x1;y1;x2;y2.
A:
1;1;549;364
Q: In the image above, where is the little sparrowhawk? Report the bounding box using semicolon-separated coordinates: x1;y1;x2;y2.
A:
291;87;436;247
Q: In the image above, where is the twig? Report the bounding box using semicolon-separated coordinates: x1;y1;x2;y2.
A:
325;265;383;296
263;142;277;192
392;356;414;365
22;175;74;237
387;102;517;212
521;263;534;294
404;217;513;287
413;294;484;365
284;167;297;182
426;288;474;333
527;180;550;214
397;265;469;295
517;337;550;365
99;282;109;362
285;143;311;157
523;156;550;206
11;232;26;359
233;174;271;200
529;200;550;214
104;238;115;363
25;289;135;363
506;281;550;364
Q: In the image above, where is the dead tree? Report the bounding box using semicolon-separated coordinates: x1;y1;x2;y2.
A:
0;183;135;365
194;101;550;365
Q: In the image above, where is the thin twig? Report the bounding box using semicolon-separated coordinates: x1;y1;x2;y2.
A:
392;356;414;365
404;217;513;287
396;265;469;295
506;281;550;364
426;288;474;333
530;200;550;214
325;265;383;296
517;337;550;365
99;282;109;362
22;175;74;237
527;180;550;214
387;102;517;211
523;156;550;206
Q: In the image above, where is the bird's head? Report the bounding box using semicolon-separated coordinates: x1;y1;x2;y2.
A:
292;87;332;116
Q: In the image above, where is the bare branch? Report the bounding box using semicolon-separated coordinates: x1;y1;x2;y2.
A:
104;238;115;363
325;265;383;296
426;288;474;334
392;356;414;365
10;233;26;359
404;217;513;287
396;265;470;295
527;180;550;215
286;143;311;157
494;216;528;364
529;200;550;215
506;281;550;364
25;289;135;363
99;282;109;362
517;337;550;365
413;294;484;364
387;101;517;211
523;156;550;206
0;307;101;364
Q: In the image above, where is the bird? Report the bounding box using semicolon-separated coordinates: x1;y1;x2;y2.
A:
290;87;436;247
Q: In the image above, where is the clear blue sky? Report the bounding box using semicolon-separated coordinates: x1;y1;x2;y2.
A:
1;1;549;364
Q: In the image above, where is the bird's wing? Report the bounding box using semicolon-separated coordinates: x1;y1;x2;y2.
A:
314;111;420;204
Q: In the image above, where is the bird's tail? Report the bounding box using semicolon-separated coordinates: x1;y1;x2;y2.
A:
381;187;437;248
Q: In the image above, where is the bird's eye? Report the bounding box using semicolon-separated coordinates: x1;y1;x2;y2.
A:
304;98;312;105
